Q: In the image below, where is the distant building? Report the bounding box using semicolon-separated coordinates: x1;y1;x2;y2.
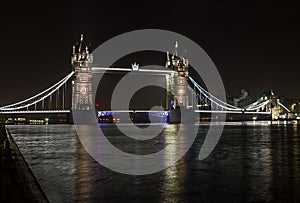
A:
293;101;300;114
233;89;253;108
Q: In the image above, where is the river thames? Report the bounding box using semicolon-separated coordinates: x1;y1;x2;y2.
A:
7;122;300;202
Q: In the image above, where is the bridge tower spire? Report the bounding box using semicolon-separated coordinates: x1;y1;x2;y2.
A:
174;41;178;57
71;34;94;111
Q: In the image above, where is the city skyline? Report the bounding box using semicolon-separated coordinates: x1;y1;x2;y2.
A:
0;1;300;106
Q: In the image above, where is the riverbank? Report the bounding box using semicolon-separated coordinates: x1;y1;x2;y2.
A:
0;126;48;202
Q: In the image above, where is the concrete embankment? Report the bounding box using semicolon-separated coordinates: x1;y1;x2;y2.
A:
0;127;48;203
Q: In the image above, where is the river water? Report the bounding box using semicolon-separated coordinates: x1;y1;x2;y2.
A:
7;121;300;202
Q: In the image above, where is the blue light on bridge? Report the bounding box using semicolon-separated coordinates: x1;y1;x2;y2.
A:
149;111;169;117
98;111;169;118
98;111;115;117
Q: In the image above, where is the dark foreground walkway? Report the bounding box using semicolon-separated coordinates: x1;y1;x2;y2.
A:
0;127;48;203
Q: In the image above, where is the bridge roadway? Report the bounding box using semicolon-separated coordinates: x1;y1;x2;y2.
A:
0;109;271;115
0;110;70;114
97;109;271;114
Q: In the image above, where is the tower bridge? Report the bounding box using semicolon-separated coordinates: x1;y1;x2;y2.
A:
0;35;292;123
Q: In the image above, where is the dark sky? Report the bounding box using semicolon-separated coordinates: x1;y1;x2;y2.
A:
0;0;300;106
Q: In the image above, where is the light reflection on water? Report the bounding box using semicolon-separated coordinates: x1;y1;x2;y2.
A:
7;121;300;202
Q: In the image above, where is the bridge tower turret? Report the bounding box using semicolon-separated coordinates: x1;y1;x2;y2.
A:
166;42;191;109
71;34;94;111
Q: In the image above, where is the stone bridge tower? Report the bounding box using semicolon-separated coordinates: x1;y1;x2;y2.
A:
165;42;190;109
71;35;93;111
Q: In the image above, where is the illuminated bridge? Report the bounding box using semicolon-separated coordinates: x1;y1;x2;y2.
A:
0;35;291;123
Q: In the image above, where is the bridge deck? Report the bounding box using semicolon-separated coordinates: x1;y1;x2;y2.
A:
0;110;70;114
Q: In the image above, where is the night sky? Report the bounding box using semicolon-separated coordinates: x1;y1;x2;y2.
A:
0;1;300;106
